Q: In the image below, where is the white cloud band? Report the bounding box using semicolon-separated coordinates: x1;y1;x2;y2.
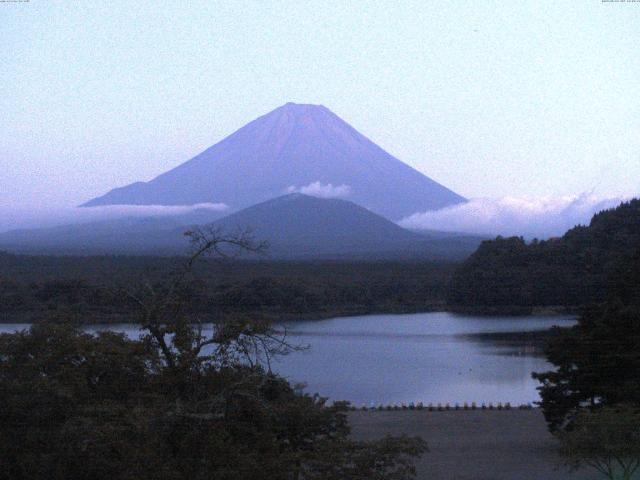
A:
399;194;628;239
0;203;228;233
286;181;352;199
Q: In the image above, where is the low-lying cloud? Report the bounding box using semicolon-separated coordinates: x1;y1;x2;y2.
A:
0;203;228;233
399;194;629;239
287;181;352;199
82;203;229;217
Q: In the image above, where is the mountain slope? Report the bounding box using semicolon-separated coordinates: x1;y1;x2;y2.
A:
210;193;424;257
0;209;225;255
203;194;480;259
448;198;640;310
83;103;465;220
0;194;482;259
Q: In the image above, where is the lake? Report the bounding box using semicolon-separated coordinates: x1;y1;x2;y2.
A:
0;312;575;406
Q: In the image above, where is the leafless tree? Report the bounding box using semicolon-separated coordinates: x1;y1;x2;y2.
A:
122;226;301;371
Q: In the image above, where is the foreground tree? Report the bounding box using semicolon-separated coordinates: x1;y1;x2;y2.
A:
558;405;640;480
0;228;426;480
534;279;640;479
533;302;640;431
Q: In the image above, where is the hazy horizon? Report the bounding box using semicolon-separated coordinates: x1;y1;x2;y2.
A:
1;1;639;237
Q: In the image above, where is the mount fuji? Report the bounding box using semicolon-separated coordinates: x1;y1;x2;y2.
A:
83;103;465;220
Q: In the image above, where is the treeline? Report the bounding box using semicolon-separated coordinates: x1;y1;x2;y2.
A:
448;199;640;311
6;199;638;321
0;254;455;323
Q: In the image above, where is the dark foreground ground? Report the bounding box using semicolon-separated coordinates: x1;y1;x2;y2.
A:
349;409;604;480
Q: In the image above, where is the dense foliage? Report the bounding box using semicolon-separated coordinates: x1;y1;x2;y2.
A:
532;220;640;431
448;199;640;311
0;254;454;323
0;230;427;479
527;202;640;478
0;322;426;480
533;302;640;431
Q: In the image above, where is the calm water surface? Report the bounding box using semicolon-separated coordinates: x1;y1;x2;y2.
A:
0;312;575;406
276;312;575;406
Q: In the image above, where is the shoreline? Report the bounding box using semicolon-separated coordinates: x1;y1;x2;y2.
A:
0;305;577;325
447;304;580;316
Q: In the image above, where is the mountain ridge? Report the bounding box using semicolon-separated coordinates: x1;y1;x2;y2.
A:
1;194;482;259
83;103;465;220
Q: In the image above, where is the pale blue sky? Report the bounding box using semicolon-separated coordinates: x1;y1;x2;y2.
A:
1;0;639;209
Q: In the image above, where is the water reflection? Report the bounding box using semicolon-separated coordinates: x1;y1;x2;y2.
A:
273;312;575;406
0;312;575;406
